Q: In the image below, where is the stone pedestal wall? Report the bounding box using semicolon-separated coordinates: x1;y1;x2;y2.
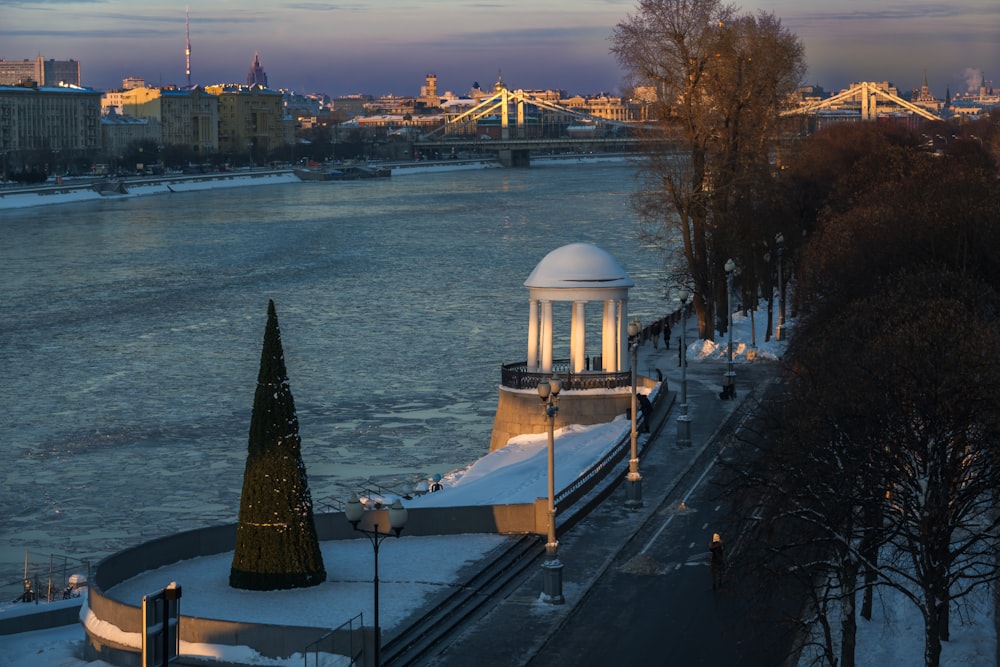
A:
488;379;657;452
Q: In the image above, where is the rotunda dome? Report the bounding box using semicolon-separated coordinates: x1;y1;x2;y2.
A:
524;243;634;289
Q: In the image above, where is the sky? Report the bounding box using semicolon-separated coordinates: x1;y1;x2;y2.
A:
2;0;998;99
0;306;994;665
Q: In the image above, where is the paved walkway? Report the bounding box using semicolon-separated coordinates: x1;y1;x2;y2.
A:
419;320;782;666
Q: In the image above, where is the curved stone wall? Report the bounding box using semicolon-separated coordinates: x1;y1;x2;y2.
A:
82;506;536;666
489;379;658;451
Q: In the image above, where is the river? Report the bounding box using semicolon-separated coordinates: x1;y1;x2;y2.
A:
0;159;678;588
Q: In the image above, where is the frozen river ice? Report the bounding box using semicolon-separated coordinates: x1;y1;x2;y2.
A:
0;160;676;590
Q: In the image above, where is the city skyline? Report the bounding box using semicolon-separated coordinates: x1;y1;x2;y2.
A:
2;0;997;98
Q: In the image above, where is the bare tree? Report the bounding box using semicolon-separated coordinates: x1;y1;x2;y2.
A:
611;0;804;338
854;272;1000;667
740;123;1000;666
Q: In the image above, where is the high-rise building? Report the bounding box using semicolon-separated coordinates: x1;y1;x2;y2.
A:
0;56;81;87
246;53;268;88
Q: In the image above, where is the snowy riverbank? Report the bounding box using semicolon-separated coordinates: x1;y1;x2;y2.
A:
0;155;634;211
0;160;499;211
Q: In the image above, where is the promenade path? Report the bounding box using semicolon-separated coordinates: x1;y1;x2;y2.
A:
419;319;784;666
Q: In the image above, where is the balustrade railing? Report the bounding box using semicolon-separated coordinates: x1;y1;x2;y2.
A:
500;359;631;391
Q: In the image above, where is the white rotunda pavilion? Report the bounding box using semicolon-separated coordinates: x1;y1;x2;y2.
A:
524;242;634;375
489;243;657;451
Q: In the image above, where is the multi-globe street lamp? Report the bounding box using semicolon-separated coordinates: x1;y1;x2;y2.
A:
721;258;737;400
536;375;564;604
676;289;692;447
345;494;409;667
626;318;643;510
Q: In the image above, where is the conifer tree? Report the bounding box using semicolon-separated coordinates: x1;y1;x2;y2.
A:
230;300;326;590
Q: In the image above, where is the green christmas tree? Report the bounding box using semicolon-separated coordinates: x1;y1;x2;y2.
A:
230;299;326;590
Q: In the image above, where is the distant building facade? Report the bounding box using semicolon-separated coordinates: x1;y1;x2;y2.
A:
204;84;292;156
560;94;632;122
105;86;219;154
0;82;101;170
328;95;371;121
101;110;162;160
0;57;81;87
246;53;268;88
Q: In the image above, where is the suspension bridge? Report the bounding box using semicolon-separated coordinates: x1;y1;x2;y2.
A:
782;81;942;121
413;85;645;166
411;81;942;167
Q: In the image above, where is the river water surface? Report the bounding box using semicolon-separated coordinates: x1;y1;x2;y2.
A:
0;160;678;587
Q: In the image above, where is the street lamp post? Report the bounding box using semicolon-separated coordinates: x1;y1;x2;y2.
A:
626;318;643;509
722;259;736;400
775;232;785;341
345;494;408;667
536;375;564;604
676;290;692;447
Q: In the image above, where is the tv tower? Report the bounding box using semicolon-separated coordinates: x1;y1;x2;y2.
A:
185;5;192;87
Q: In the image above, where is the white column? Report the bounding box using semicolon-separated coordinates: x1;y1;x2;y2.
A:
541;299;554;373
527;298;539;370
618;298;630;371
602;300;617;372
571;301;586;373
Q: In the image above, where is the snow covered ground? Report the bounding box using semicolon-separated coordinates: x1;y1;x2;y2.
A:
0;286;994;666
0;414;638;667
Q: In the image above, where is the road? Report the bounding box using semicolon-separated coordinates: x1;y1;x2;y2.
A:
526;384;805;667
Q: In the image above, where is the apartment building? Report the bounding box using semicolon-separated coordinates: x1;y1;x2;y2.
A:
0;57;82;87
0;82;101;170
108;86;219;154
101;111;162;160
204;84;292;155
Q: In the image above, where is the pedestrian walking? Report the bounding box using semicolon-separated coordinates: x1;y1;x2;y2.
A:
651;320;661;350
663;321;671;349
709;533;726;590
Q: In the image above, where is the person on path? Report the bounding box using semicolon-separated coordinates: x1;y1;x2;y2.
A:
663;321;671;349
651;320;661;350
709;533;726;590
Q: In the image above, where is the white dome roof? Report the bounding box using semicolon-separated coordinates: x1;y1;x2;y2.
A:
524;243;634;289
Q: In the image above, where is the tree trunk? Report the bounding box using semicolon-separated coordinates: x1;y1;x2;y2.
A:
839;559;859;667
859;500;881;621
938;593;950;641
924;600;943;667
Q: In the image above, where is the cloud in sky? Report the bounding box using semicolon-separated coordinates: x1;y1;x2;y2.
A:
1;0;996;96
756;0;1000;92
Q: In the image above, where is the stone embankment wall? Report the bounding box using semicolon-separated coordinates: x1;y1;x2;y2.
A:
489;378;658;451
82;504;538;666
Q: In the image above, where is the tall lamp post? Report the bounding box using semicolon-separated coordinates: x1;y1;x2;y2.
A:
676;290;692;447
345;494;408;667
537;375;564;604
722;258;737;400
775;232;785;341
625;318;643;509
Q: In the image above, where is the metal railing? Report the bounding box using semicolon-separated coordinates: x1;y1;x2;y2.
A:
303;613;365;666
2;551;90;605
500;359;631;391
